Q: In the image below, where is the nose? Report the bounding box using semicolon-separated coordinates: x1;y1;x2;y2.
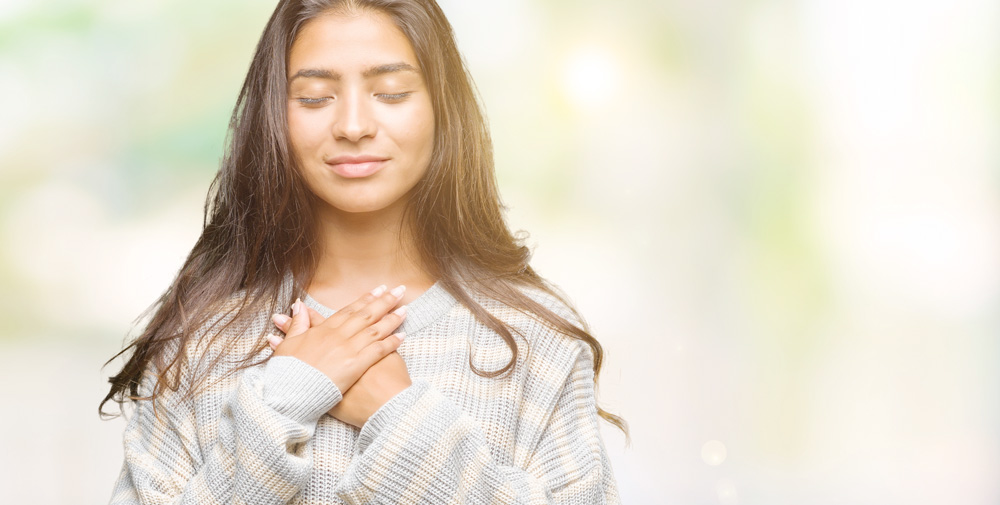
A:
332;89;377;142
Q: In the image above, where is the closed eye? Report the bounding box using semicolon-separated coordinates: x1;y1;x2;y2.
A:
294;92;412;106
377;92;411;103
296;97;330;106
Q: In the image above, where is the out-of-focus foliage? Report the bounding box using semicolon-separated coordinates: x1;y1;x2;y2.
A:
0;0;997;503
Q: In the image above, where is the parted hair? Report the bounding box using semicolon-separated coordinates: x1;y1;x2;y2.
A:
100;0;626;435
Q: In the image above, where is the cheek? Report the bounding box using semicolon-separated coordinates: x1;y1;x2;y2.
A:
287;108;327;156
397;102;435;158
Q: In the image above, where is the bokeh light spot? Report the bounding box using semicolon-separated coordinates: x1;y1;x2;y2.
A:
701;440;727;466
716;478;739;505
562;46;619;108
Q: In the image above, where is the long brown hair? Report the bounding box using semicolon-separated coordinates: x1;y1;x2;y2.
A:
101;0;626;435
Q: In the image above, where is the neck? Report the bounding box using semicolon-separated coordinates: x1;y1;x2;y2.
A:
308;200;434;308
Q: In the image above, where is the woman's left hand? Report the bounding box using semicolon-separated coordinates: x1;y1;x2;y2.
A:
269;306;412;427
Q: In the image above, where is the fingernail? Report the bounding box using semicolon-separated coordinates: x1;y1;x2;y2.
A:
266;334;283;349
291;298;302;316
390;285;406;298
272;313;291;327
371;285;387;297
396;332;407;342
393;305;407;317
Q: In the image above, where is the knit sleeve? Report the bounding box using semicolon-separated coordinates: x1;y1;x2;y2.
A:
108;356;342;505
333;344;621;504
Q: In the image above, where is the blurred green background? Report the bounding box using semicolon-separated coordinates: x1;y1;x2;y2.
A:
1;0;998;503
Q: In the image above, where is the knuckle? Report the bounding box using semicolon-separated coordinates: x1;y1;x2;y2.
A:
362;340;383;354
367;342;386;357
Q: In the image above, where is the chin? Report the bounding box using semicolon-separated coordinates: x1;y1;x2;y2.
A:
306;172;422;217
321;191;408;216
336;202;395;214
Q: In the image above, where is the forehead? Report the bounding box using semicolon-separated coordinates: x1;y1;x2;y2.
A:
288;10;419;76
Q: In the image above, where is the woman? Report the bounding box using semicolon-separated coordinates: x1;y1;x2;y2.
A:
101;0;625;503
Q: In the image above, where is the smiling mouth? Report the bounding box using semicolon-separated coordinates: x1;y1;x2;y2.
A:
325;158;388;179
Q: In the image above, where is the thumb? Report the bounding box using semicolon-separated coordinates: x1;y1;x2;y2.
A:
286;298;311;338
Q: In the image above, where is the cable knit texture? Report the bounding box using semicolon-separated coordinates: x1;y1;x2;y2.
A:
109;280;621;504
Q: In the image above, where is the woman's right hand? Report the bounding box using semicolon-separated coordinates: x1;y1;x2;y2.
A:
270;285;407;394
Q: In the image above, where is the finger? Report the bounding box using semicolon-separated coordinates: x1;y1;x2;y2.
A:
307;307;326;327
271;313;291;334
358;333;405;364
277;307;327;333
266;334;283;350
354;305;407;345
321;285;387;328
338;285;407;338
286;298;310;337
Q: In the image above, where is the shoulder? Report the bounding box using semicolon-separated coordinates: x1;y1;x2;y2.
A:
467;282;593;374
148;289;278;393
188;292;275;371
518;284;588;330
185;274;296;363
128;279;296;415
471;282;585;335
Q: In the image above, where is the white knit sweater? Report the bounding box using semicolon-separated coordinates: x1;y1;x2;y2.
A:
109;281;621;504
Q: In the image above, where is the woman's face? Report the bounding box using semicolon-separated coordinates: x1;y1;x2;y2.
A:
287;9;435;216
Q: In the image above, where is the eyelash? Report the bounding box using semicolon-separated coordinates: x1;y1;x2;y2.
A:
297;98;329;105
295;93;412;106
378;92;411;102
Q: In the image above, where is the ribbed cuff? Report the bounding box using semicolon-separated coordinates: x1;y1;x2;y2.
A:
337;379;477;502
260;356;342;423
355;379;430;453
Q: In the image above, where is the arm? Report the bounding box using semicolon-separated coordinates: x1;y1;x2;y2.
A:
109;286;407;504
334;344;621;505
109;356;342;505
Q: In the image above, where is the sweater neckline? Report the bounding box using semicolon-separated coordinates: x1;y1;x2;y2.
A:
301;282;457;336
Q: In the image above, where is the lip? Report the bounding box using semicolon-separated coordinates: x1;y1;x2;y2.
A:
325;155;389;179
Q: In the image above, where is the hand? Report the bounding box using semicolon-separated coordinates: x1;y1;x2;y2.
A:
327;352;411;427
269;286;413;427
268;285;407;397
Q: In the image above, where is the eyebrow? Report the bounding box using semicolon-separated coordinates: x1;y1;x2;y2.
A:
288;62;420;82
